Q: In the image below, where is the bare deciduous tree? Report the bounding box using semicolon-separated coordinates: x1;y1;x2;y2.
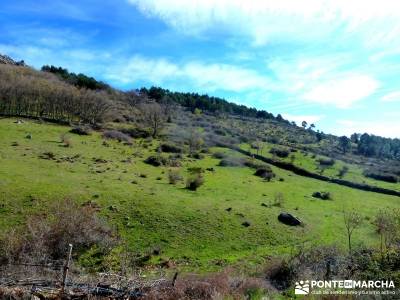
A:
343;210;363;254
139;102;167;138
187;128;204;156
0;65;112;124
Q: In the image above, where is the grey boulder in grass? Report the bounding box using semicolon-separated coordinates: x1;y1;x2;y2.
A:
278;212;302;226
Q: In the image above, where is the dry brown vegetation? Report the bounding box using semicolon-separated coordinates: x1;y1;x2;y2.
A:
0;198;116;264
0;65;112;124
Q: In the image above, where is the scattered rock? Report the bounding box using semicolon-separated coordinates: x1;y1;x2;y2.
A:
242;221;251;227
278;212;302;226
93;158;108;163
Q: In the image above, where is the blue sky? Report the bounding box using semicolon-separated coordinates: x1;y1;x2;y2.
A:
1;0;400;137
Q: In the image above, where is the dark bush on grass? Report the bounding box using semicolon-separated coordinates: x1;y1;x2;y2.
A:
312;191;331;200
254;167;276;181
120;127;151;138
213;152;226;159
317;157;335;166
269;148;290;158
0;198;116;263
144;155;168;167
363;170;398;183
70;125;91;135
243;159;266;169
102;130;132;143
191;152;204;160
159;143;182;153
186;173;204;191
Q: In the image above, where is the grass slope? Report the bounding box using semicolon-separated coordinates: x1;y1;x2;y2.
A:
1;118;399;272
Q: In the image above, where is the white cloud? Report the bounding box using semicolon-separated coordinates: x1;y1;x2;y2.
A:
302;75;379;108
268;57;380;109
337;119;400;138
381;91;400;102
106;55;272;92
128;0;400;46
283;114;324;126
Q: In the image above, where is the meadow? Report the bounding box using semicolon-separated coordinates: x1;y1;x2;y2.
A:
1;117;399;274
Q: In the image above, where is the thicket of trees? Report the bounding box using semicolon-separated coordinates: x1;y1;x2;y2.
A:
356;133;400;160
41;65;110;90
0;65;111;124
139;86;281;121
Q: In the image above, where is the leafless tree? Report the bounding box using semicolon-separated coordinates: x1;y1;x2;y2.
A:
343;210;363;255
187;128;204;156
0;65;112;124
139;102;167;138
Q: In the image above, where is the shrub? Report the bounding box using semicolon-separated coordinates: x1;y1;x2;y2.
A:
0;198;116;263
191;152;204;160
265;259;297;290
244;159;266;169
102;130;132;143
213;152;226;159
70;125;91;135
144;155;168;167
338;165;349;178
60;133;72;147
159;143;182;153
186;173;204;191
317;158;335;166
363;170;398;183
167;154;182;167
312;191;331;200
120;127;151;138
168;169;182;184
269;148;290;158
187;167;204;174
272;192;285;207
254;167;275;181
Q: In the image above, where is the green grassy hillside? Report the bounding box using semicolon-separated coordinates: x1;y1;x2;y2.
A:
1;118;399;272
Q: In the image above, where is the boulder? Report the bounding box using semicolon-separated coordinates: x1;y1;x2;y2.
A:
278;212;302;226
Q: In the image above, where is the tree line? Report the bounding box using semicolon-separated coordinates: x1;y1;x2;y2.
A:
0;65;112;124
139;86;284;121
338;133;400;160
41;65;110;91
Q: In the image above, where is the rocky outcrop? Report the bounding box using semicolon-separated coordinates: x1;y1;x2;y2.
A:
0;54;25;66
278;212;302;226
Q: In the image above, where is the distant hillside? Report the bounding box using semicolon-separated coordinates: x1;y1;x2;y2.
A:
0;54;399;163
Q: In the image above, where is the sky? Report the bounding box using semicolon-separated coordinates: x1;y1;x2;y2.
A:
1;0;400;138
